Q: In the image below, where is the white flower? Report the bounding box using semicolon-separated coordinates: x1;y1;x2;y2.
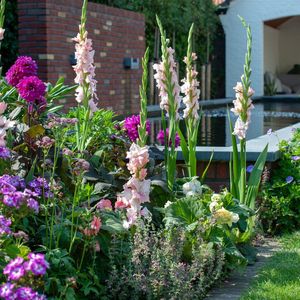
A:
164;201;172;208
211;193;222;202
182;178;202;197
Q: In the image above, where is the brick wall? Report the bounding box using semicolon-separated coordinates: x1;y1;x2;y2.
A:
17;0;145;115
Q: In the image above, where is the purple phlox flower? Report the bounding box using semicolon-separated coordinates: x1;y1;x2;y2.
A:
291;156;300;161
17;76;46;103
0;175;26;190
246;165;254;173
3;191;25;208
0;283;15;299
0;147;11;159
267;128;273;135
26;198;39;213
14;286;43;300
286;176;294;184
0;215;12;235
28;177;52;198
157;128;180;148
25;253;49;276
5;56;38;87
124;115;151;142
3;257;25;281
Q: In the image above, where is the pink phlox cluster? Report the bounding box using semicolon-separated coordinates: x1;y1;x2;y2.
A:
117;143;151;228
181;53;200;120
231;82;255;140
73;26;98;113
153;47;181;119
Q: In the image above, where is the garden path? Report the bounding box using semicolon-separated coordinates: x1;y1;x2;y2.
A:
205;239;280;300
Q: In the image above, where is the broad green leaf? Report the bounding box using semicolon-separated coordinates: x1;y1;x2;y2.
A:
26;124;45;138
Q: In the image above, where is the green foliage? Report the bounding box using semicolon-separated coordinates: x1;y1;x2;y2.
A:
91;0;219;74
1;0;18;74
259;128;300;234
107;223;225;300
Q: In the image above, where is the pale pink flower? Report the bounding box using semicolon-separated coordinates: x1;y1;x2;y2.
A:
73;25;98;112
0;28;5;41
0;102;7;115
94;241;101;252
233;117;248;140
153;47;181;119
126;143;149;179
181;53;200;120
96;199;112;211
83;216;101;236
114;198;128;210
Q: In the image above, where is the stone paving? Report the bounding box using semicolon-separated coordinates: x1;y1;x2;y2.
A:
205;239;280;300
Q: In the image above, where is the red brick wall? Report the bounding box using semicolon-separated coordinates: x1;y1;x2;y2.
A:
17;0;145;115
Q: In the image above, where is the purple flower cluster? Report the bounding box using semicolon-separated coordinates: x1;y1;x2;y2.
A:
0;215;11;236
46;115;78;129
0;175;41;213
3;254;49;281
5;56;37;87
0;284;47;300
28;177;52;199
0;147;11;160
157;128;180;148
124;115;151;142
16;76;46;104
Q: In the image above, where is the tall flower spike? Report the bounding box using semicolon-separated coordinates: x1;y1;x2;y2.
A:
72;0;98;113
181;24;200;121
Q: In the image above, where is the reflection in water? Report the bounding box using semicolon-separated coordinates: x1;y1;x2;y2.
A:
148;101;300;147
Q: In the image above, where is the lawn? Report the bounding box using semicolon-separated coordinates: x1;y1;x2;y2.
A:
241;232;300;300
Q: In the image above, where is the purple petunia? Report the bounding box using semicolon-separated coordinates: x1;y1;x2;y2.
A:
157;128;180;148
286;176;294;184
17;76;46;103
0;215;11;236
0;147;11;159
124;115;151;142
24;253;49;276
3;257;25;281
0;283;15;299
246;165;254;173
5;56;38;87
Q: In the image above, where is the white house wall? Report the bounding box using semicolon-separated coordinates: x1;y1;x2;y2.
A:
278;17;300;74
264;25;279;75
220;0;300;97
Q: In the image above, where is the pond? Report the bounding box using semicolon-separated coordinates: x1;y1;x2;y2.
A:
148;99;300;147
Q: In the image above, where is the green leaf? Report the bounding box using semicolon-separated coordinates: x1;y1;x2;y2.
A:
5;244;20;258
26;156;37;183
245;144;268;209
164;197;204;229
201;150;214;182
177;127;189;167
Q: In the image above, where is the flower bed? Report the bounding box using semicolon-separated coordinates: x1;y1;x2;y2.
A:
0;0;296;299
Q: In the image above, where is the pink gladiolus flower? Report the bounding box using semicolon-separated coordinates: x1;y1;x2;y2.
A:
0;102;7;115
126;143;149;180
233;117;248;140
96;199;112;211
73;25;98;112
0;28;5;41
153;47;181;119
114;199;128;210
181;53;200;120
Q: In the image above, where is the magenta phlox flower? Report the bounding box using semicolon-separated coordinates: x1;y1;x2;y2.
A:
124;115;151;142
6;56;38;87
17;76;46;103
0;283;15;299
3;257;25;281
157;128;180;148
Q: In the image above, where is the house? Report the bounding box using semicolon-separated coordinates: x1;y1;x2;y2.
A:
217;0;300;97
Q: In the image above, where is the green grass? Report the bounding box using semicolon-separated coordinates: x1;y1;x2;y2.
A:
241;232;300;300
